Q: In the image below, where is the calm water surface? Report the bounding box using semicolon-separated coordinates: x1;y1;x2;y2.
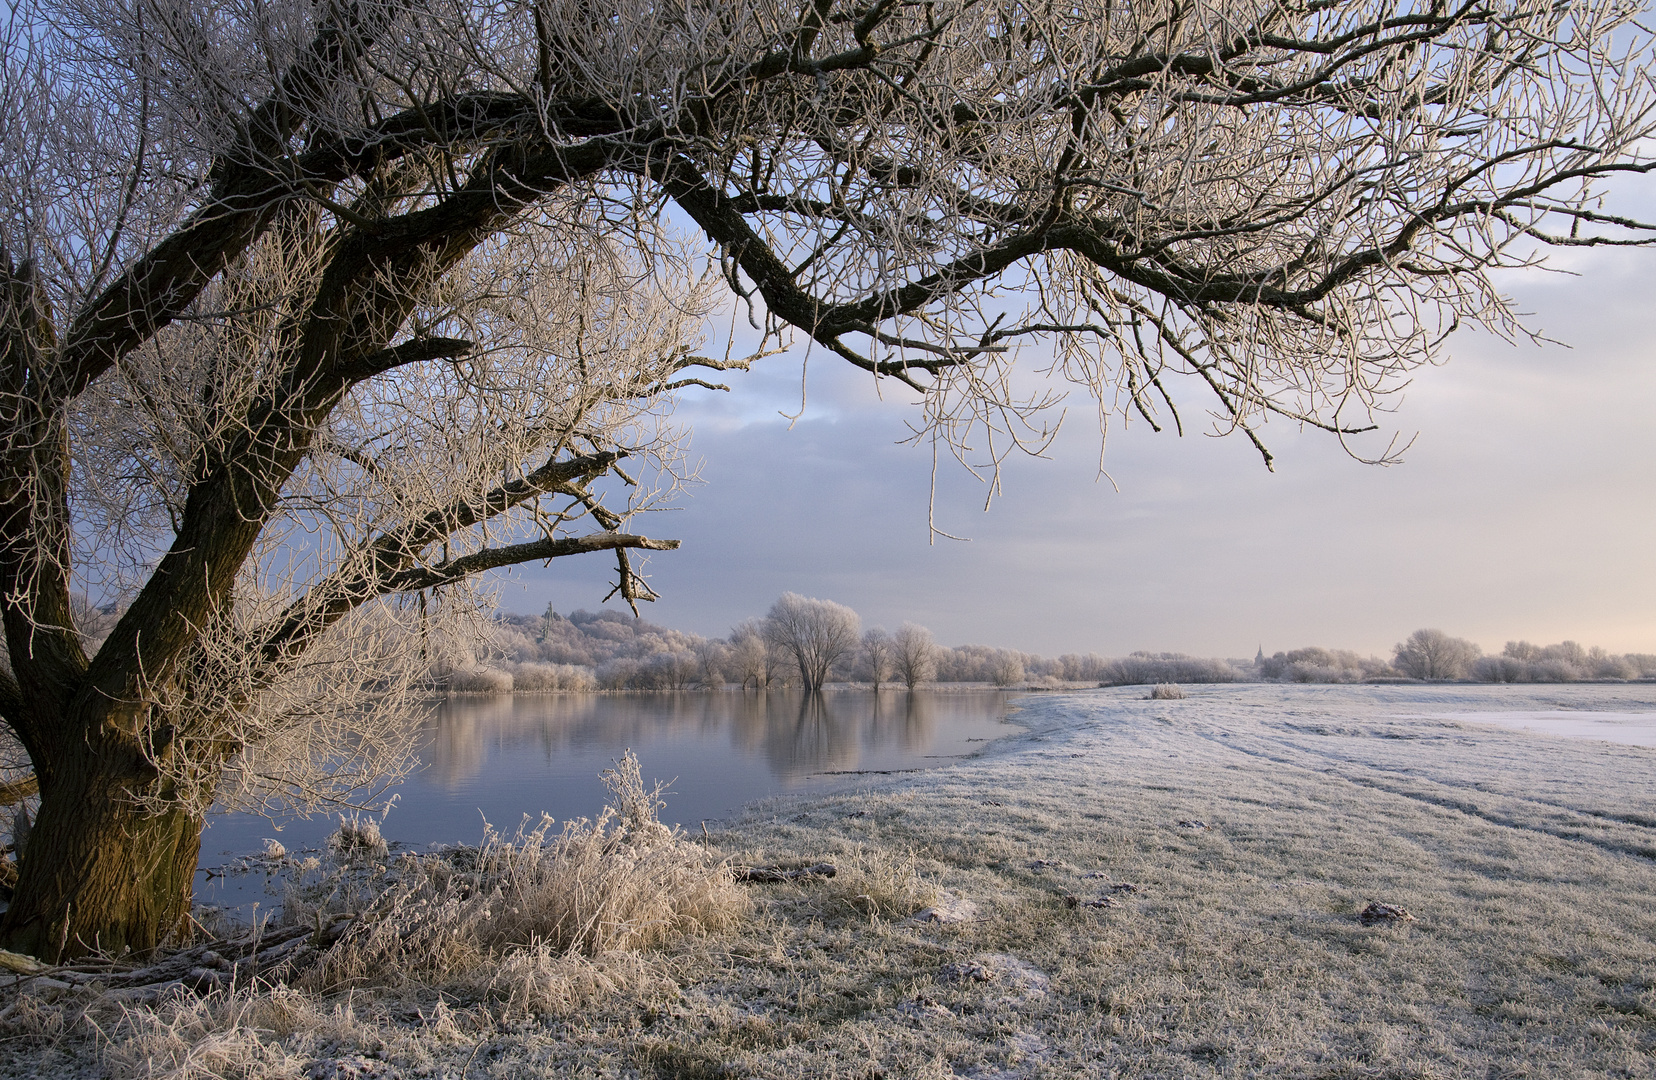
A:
197;689;1018;904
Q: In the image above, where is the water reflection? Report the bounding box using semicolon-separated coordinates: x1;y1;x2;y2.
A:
198;689;1017;886
421;689;993;790
867;691;936;755
770;693;856;776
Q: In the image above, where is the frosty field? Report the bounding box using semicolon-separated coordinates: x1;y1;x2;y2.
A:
7;683;1655;1079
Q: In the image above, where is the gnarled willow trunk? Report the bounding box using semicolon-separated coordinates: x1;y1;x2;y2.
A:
1;739;204;962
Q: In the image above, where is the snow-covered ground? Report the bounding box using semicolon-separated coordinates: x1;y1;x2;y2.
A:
11;683;1655;1079
695;683;1656;1077
1404;708;1656;746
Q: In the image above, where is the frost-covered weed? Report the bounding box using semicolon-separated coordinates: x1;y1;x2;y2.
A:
105;987;320;1080
825;846;940;919
325;814;388;858
295;752;746;992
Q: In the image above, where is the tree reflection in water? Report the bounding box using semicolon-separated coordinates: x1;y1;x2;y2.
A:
199;690;1016;895
408;690;1014;822
863;691;936;755
785;693;858;777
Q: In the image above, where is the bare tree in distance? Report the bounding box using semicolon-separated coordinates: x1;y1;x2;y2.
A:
728;618;788;690
1393;630;1483;681
862;628;895;691
763;594;861;694
2;0;1654;958
894;624;939;690
990;652;1028;689
693;640;729;689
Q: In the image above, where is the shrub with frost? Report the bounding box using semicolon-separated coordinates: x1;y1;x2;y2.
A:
1260;647;1395;683
1392;630;1482;680
513;662;598;692
444;665;515;693
289;753;746;991
1098;653;1242;686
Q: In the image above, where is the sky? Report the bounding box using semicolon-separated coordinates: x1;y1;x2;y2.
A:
495;211;1656;662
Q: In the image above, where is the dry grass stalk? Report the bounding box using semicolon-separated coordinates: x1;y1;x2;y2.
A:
824;847;940;920
293;752;747;992
104;988;318;1080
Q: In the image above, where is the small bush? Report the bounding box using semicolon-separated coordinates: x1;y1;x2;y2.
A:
1474;655;1534;683
512;662;598;692
1148;683;1186;700
445;665;515;693
326;814;388;858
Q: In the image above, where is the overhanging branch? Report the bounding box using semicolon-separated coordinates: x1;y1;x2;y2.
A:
383;532;678;594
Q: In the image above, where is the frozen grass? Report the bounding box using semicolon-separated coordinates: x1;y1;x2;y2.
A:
324;813;388;859
287;752;747;996
5;686;1656;1078
1148;682;1186;700
819;846;941;920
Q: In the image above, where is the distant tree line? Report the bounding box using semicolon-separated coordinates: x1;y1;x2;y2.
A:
433;592;1257;692
435;600;1655;692
1260;628;1656;684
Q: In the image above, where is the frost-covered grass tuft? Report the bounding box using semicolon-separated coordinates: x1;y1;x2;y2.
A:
823;846;940;919
325;813;387;858
104;987;319;1080
292;751;746;994
1148;682;1186;700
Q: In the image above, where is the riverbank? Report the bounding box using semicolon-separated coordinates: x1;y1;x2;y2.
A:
7;684;1655;1078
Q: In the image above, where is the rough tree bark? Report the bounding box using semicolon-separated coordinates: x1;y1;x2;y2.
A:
7;746;202;958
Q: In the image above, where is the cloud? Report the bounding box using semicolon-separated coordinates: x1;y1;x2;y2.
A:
499;240;1656;658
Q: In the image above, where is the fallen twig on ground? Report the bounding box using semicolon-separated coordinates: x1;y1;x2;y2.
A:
731;863;837;882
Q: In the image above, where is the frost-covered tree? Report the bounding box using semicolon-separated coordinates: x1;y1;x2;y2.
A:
1394;629;1482;680
989;652;1027;689
893;624;939;690
2;0;1655;959
763;593;860;693
861;627;894;690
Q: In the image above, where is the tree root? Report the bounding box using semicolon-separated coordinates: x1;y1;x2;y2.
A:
0;914;356;1000
731;862;836;882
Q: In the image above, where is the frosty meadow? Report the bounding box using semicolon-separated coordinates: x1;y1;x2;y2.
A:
3;683;1653;1078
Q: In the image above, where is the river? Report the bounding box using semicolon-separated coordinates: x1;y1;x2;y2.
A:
194;688;1020;912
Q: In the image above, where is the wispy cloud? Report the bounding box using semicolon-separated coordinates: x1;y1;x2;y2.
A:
500;240;1656;658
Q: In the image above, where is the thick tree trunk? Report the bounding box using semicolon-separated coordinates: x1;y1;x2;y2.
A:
0;747;203;962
